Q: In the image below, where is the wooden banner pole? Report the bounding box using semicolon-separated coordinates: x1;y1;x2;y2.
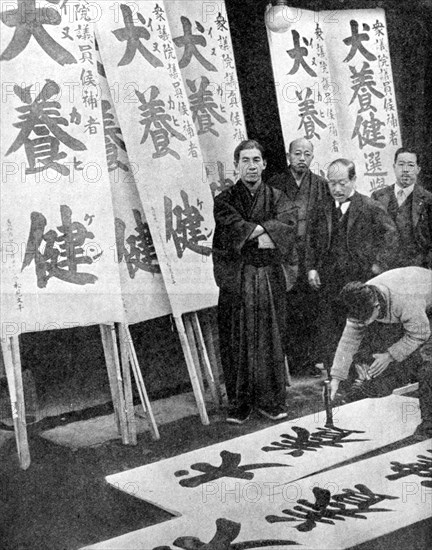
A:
117;323;137;445
191;312;220;407
100;324;129;445
174;315;209;425
1;336;31;470
183;314;205;397
123;324;160;441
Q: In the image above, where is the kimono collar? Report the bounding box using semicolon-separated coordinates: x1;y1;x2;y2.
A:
239;180;263;198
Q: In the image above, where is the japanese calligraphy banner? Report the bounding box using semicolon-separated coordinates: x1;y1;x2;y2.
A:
1;0;125;336
102;394;420;515
96;48;172;324
267;8;401;195
164;1;247;197
94;0;219;317
83;416;430;550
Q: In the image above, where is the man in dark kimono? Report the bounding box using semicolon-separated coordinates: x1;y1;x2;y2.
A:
268;138;331;375
213;140;297;424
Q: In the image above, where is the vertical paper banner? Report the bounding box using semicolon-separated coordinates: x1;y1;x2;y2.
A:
0;0;125;336
96;47;172;324
95;1;219;317
324;9;401;195
165;0;247;196
267;7;401;195
267;8;342;177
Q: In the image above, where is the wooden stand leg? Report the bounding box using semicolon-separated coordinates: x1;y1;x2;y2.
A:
100;325;121;433
284;356;292;388
201;309;225;405
100;324;129;445
183;314;205;396
174;315;209;425
1;336;30;470
123;325;160;441
191;312;220;407
117;324;137;445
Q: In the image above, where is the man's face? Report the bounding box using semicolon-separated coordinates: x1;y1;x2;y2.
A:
236;148;266;187
288;139;314;175
327;163;356;203
393;152;420;189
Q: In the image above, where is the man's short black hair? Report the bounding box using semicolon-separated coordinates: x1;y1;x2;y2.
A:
394;147;420;165
234;140;266;164
340;282;379;322
328;158;356;180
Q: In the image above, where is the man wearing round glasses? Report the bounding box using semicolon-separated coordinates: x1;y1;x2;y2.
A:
372;147;432;269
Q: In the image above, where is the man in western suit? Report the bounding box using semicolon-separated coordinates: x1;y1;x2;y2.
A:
306;158;397;371
268;137;331;375
371;147;432;269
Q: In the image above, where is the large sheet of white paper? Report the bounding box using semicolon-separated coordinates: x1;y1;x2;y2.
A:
268;8;401;195
104;395;421;515
165;1;247;197
96;47;172;324
1;0;125;337
81;426;430;550
94;1;219;316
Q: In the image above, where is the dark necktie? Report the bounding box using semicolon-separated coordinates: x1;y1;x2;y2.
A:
336;196;351;222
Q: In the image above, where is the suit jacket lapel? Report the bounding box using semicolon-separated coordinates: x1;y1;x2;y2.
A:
380;185;394;211
412;185;425;228
347;192;362;240
325;201;332;247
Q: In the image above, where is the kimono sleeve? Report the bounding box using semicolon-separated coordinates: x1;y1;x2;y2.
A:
261;190;297;257
213;192;257;254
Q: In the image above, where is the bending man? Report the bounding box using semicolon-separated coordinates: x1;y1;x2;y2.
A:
330;267;432;439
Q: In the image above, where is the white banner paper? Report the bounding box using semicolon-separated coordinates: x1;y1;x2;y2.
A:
95;0;219;317
1;0;125;337
96;46;172;324
268;8;401;195
165;0;247;197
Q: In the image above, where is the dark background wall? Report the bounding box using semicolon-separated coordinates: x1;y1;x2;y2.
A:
11;0;432;411
226;0;432;188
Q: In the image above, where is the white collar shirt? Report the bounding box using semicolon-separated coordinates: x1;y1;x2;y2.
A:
395;183;415;206
335;190;355;215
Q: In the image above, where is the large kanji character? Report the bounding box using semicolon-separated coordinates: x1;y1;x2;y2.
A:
112;4;163;67
136;86;186;160
343;20;377;63
7;80;86;175
173;16;216;72
0;0;76;65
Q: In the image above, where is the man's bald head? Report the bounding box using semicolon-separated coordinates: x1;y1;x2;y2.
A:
288;138;314;176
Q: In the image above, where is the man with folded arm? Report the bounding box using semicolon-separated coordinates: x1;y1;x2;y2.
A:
213;140;297;424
